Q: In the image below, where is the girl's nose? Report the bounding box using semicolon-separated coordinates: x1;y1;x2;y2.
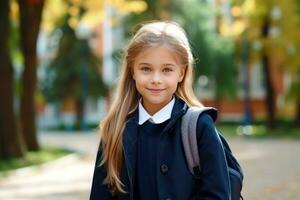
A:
150;72;162;84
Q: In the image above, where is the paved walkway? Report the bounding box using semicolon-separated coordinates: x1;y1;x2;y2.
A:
0;131;300;199
233;138;300;200
0;131;99;200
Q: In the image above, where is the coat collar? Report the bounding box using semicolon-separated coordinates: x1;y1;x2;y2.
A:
138;97;175;125
126;95;188;126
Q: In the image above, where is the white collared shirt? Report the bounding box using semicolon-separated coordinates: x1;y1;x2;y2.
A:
138;97;175;125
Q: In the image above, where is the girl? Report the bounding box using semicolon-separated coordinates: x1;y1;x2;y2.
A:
90;21;230;200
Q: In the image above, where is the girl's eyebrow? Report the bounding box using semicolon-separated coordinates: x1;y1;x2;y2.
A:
164;63;176;66
137;62;176;67
138;62;151;66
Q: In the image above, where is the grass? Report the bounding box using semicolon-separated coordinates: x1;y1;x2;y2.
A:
0;147;72;175
218;123;300;139
42;122;99;131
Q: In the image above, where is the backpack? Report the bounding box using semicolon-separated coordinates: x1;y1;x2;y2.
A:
181;106;244;200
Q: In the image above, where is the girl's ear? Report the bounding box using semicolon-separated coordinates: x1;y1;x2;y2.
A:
178;66;186;82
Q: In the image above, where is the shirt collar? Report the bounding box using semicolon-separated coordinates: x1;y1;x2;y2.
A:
138;97;175;125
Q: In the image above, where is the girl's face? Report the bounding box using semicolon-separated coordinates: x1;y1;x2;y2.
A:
132;45;185;115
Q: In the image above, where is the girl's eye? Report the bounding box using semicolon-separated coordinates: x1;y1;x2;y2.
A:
163;68;173;72
141;67;151;72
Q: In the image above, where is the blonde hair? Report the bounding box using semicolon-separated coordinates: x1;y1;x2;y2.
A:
99;21;203;195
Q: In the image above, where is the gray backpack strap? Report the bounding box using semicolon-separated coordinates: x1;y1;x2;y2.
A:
181;106;218;175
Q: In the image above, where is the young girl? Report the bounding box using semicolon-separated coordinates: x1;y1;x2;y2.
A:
90;21;230;200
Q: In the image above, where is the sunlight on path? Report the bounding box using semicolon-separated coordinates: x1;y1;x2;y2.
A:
0;155;94;200
1;133;300;200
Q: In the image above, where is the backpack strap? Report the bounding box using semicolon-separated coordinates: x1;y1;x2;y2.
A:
181;106;218;176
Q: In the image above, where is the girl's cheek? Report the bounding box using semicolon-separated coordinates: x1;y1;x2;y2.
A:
137;74;150;82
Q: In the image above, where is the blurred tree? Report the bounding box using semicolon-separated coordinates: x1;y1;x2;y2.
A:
121;0;174;44
173;0;237;106
123;0;170;27
232;0;300;128
285;0;300;124
286;73;300;124
40;0;147;122
0;0;24;159
41;4;108;129
42;0;147;34
18;0;45;151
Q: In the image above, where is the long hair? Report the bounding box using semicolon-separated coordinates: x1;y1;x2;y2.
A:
99;21;203;194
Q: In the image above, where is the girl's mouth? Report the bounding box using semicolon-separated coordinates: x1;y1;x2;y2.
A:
147;88;165;93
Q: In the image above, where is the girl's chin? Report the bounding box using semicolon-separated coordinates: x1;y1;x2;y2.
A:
143;96;171;105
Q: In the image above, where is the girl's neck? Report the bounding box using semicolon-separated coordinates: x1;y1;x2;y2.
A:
142;96;173;116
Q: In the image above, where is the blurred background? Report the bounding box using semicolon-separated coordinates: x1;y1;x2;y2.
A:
1;0;300;199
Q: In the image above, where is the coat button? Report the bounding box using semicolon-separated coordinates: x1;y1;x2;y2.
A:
160;164;168;174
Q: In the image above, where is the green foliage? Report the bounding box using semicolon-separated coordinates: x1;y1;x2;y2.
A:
285;70;300;103
285;0;300;106
41;13;108;103
173;0;238;100
208;36;237;100
219;123;300;139
9;15;23;97
230;0;300;121
9;21;23;68
121;0;168;38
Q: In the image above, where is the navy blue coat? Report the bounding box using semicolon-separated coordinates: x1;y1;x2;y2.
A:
90;97;230;200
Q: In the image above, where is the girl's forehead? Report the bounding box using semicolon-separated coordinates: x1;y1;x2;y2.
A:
135;45;182;64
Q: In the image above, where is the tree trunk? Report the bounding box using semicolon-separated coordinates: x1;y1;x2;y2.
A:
261;17;276;129
240;33;253;126
75;98;85;130
295;100;300;126
294;70;300;126
262;54;276;129
0;0;24;159
18;0;45;151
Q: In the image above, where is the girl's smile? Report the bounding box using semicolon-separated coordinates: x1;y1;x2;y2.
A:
147;88;166;94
